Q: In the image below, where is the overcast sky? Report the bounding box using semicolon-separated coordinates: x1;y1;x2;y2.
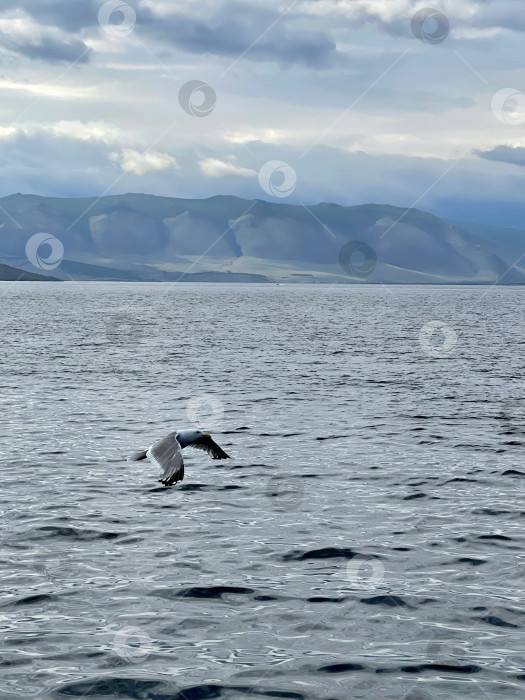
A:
0;0;524;226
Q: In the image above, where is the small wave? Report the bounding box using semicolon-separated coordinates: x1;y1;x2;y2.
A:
456;557;486;566
360;595;411;608
281;547;363;561
315;435;349;441
15;594;56;606
442;477;479;484
398;663;480;674
31;526;124;541
475;615;519;628
55;677;179;698
151;585;255;600
318;662;366;673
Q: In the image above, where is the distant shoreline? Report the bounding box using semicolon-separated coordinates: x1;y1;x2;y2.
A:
3;278;525;287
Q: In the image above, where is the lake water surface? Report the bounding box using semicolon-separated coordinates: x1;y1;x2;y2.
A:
1;282;524;700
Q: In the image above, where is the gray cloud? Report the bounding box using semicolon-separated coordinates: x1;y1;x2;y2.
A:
0;30;90;64
476;145;525;167
472;0;525;34
0;1;340;68
1;0;523;71
0;2;91;63
0;1;97;33
5;0;525;37
137;2;340;68
341;0;525;37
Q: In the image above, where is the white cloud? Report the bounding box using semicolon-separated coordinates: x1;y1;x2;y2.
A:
454;26;502;40
48;121;124;143
0;79;93;99
300;0;477;23
199;157;257;178
0;126;17;140
0;121;124;144
111;149;180;175
224;129;286;145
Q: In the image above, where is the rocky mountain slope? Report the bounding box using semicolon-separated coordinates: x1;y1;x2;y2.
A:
0;193;523;283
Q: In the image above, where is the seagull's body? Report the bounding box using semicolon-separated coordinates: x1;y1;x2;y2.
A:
129;429;229;486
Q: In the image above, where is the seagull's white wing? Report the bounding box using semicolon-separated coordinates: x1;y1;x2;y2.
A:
147;432;185;486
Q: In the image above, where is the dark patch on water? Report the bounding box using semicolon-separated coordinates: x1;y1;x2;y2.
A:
399;663;480;674
281;547;361;561
32;526;123;541
315;435;349;441
477;615;519;628
151;586;255;600
55;677;179;698
318;662;366;673
360;595;410;608
15;594;56;606
456;557;486;566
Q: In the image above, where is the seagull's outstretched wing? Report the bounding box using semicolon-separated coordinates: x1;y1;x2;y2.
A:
189;434;230;460
147;432;185;486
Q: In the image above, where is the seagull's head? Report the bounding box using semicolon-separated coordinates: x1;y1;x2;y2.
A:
176;428;211;447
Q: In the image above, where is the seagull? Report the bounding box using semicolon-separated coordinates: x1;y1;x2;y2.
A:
128;429;230;486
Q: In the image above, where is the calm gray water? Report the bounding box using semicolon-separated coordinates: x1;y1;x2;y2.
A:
1;282;524;700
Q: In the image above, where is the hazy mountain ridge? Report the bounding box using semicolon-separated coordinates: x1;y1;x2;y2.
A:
0;193;524;283
0;262;61;282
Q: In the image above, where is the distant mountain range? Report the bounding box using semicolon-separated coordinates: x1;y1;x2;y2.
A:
0;262;60;282
0;193;524;284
